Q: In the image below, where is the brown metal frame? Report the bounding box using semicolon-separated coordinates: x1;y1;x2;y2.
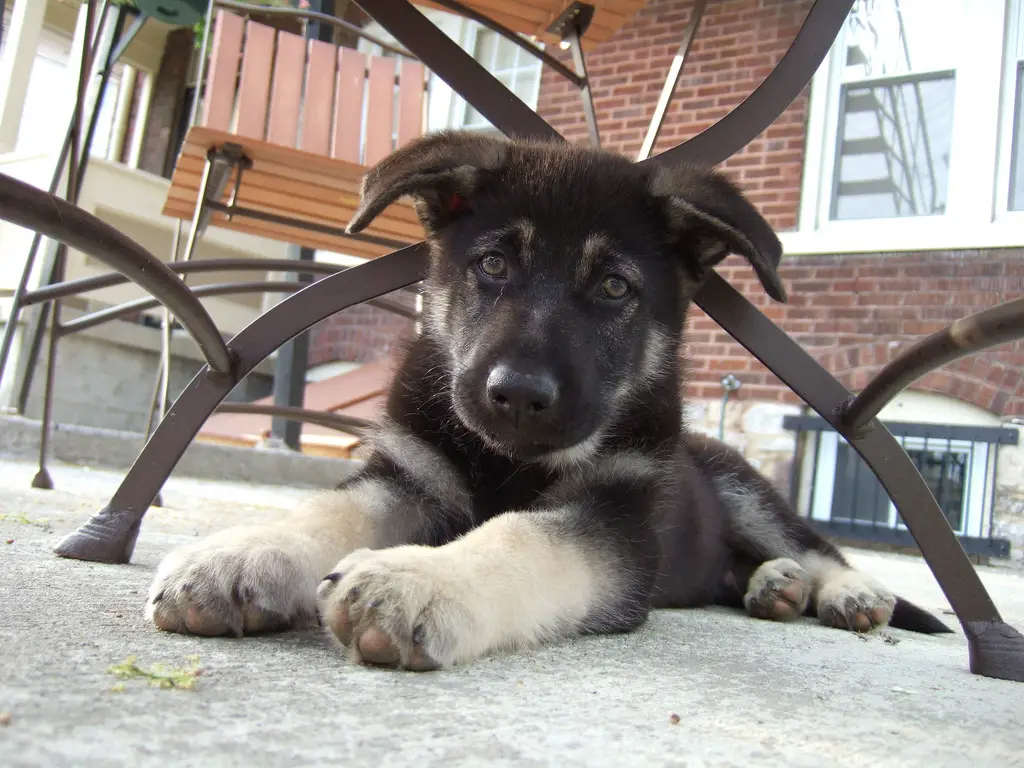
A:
0;0;1020;682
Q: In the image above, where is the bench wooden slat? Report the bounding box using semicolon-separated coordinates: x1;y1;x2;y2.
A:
165;126;426;259
201;10;244;130
162;203;390;260
267;29;306;147
235;21;275;139
364;56;395;166
397;60;425;149
332;47;365;163
176;128;384;192
167;161;424;240
302;38;337;155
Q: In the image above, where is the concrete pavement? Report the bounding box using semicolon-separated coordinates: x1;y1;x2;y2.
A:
2;457;1023;767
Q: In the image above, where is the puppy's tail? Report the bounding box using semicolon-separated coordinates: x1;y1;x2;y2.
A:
889;597;955;634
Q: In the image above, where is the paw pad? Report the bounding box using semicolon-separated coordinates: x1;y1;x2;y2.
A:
816;572;895;633
744;558;812;623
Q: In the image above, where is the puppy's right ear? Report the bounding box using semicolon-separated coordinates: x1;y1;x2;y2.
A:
347;130;510;236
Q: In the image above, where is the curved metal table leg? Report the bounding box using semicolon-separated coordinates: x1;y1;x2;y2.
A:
52;244;429;564
696;273;1024;683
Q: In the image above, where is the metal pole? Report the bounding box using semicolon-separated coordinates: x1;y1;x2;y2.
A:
149;0;215;439
268;0;335;451
155;223;183;432
636;0;707;161
566;26;600;148
33;0;109;489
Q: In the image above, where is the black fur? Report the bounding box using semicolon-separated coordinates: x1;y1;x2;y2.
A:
343;131;952;637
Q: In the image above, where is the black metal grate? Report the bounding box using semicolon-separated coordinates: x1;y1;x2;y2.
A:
783;415;1016;558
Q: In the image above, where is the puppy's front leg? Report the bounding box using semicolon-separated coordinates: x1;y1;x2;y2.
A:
145;483;382;637
146;425;472;637
319;479;658;671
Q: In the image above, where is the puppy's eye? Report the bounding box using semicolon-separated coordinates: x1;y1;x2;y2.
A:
477;252;508;279
600;275;631;300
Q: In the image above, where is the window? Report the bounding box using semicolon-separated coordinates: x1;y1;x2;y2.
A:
794;0;1021;252
14;27;73;156
456;27;542;135
784;415;1017;558
828;1;957;221
2;21;138;164
1001;0;1024;210
359;9;543;135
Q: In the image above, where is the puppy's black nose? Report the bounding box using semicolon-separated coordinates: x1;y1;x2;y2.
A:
486;364;559;424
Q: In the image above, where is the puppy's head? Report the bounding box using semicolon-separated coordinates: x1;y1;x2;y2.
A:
349;131;784;460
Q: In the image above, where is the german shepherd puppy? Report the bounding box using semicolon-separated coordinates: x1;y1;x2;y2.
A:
145;131;951;670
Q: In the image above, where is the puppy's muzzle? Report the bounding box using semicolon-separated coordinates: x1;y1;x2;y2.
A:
485;363;560;428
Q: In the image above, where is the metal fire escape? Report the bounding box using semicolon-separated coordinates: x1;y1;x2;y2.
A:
834;0;945;218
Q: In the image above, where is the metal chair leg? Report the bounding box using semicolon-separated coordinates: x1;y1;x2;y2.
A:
146;220;186;508
142;157;225;506
141;366;166;509
52;243;428;564
565;26;600;148
31;285;64;491
148;221;185;437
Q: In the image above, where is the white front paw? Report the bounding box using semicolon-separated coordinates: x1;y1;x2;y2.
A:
145;527;322;637
317;546;479;671
744;558;812;622
816;570;896;632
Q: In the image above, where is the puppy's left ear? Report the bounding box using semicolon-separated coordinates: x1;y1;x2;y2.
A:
649;165;787;303
347;130;509;236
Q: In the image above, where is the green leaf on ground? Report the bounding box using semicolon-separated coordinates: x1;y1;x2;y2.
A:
107;654;205;691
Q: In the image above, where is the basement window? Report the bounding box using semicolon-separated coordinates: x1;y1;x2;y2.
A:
783;415;1017;558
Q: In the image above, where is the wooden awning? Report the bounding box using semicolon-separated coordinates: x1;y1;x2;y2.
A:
418;0;648;48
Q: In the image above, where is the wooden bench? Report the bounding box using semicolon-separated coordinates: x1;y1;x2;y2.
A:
162;9;429;260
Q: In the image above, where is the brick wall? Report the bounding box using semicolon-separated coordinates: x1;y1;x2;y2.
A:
689;250;1024;416
307;287;417;366
537;0;813;231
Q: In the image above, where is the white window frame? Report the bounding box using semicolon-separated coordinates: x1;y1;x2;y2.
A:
784;0;1022;255
995;0;1024;217
806;432;994;539
2;12;148;168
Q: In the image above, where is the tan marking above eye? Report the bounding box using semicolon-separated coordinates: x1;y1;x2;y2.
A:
574;233;613;286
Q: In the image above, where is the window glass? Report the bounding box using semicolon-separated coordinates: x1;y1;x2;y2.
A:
828;0;965;221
